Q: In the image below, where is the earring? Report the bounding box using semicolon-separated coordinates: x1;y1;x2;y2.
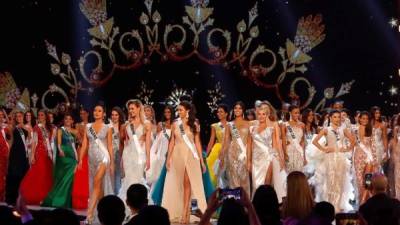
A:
186;112;189;119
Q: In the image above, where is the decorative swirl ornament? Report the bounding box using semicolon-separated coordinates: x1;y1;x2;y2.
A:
41;84;70;113
43;0;354;112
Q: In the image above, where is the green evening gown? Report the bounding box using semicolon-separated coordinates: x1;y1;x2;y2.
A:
42;127;77;208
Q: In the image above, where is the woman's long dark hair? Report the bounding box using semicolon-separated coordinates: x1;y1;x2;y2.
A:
179;101;197;134
24;110;36;127
359;111;372;137
161;105;175;122
301;108;317;134
111;106;125;131
230;101;246;121
37;109;53;136
370;106;382;123
252;185;282;225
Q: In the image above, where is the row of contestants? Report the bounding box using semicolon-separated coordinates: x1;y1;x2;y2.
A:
0;99;395;221
205;102;393;212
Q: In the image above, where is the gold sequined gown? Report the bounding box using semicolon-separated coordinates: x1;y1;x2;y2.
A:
225;124;251;196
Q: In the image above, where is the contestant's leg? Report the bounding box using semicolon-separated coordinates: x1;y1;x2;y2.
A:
264;163;273;185
87;163;106;223
182;169;191;224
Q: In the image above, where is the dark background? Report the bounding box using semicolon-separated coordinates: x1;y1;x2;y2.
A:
0;0;399;130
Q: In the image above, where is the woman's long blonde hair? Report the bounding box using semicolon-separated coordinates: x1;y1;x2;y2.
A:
282;171;314;220
259;100;277;121
126;99;146;124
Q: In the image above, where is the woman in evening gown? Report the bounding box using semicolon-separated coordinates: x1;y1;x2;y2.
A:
248;102;285;197
20;110;54;205
353;111;376;205
148;105;174;189
72;107;90;209
281;105;306;173
370;106;388;170
219;101;251;196
6;111;29;205
23;110;35;165
312;110;355;212
42;114;78;208
391;117;400;199
118;99;151;213
78;104;113;224
206;104;228;187
0;109;10;202
107;106;125;194
162;101;207;224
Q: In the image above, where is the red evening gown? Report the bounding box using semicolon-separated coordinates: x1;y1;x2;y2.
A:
19;125;53;205
0;126;10;201
72;150;89;209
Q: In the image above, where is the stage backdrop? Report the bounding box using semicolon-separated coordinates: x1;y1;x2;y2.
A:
0;0;399;131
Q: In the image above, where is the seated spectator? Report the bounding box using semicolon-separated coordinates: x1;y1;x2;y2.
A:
282;171;314;225
252;185;282;225
125;184;148;225
199;187;261;225
134;205;170;225
297;202;335;225
313;202;335;223
359;173;400;225
97;195;126;225
45;208;80;225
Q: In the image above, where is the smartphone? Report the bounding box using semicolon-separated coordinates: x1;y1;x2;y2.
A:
218;188;241;201
191;199;198;214
364;173;373;189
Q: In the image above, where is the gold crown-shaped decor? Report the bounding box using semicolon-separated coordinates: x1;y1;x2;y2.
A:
43;0;354;112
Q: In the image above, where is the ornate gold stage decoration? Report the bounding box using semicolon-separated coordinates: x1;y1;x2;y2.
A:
166;86;194;109
207;82;226;113
136;81;154;106
43;0;354;111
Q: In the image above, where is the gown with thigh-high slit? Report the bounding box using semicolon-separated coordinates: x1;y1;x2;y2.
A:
250;125;275;193
161;122;207;223
86;123;112;223
250;123;287;202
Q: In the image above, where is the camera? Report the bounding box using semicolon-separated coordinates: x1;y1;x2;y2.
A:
191;199;198;214
364;173;373;189
218;188;241;201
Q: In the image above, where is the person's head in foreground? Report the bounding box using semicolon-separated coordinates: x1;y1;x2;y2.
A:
97;195;126;225
126;183;148;213
135;205;170;225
